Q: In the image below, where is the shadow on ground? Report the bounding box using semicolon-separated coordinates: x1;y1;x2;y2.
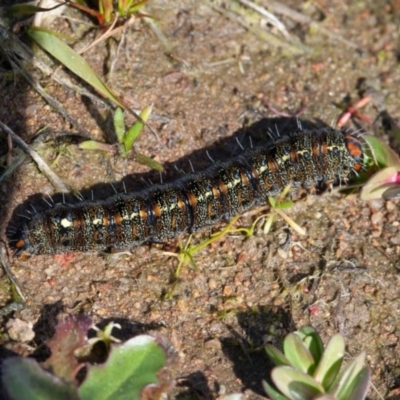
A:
220;305;294;396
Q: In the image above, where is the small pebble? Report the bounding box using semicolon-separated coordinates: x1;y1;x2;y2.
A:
371;212;383;225
208;278;217;289
6;318;35;343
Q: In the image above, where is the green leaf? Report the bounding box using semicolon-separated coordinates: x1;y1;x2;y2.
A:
78;335;167;400
271;366;325;400
337;366;370;400
269;197;277;208
118;0;149;16
28;28;125;109
332;352;370;400
99;0;113;23
364;136;400;169
135;152;163;171
263;380;291;400
313;334;344;390
128;0;149;14
7;3;65;15
296;327;324;366
283;333;316;374
113;108;126;144
265;344;292;367
124;105;152;153
79;141;115;152
2;358;78;400
276;200;294;209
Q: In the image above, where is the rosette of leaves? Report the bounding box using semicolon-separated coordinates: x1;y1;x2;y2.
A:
263;327;371;400
1;315;176;400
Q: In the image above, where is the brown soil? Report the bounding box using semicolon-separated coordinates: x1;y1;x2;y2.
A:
1;0;400;399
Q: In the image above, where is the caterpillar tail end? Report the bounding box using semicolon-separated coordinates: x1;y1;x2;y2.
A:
8;228;32;261
13;240;31;261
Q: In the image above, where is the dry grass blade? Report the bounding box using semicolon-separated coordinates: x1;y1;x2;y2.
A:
208;0;310;55
14;61;92;139
0;24;102;137
28;28;126;109
237;0;291;39
0;120;70;193
0;152;27;185
0;245;26;302
0;23;108;104
143;16;173;54
260;0;360;50
75;14;131;80
28;27;160;142
76;14;131;55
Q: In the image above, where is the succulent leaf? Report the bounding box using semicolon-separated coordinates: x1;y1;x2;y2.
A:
297;327;324;366
332;353;370;400
336;366;370;400
313;334;344;390
263;379;291;400
265;344;292;367
271;366;325;400
283;333;316;374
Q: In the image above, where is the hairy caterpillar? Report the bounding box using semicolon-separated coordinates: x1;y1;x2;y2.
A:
10;127;364;257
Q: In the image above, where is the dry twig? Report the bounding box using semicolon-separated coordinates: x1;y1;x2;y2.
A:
0;120;70;193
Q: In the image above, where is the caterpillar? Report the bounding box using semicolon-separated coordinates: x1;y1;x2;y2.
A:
10;127;364;258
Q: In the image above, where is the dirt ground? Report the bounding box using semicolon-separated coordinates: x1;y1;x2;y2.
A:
1;0;400;398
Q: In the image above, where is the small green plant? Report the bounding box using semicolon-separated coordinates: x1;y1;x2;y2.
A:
163;184;305;277
263;326;371;400
2;315;176;400
8;0;151;27
79;105;162;170
5;2;161;151
69;0;150;26
103;0;149;24
360;135;400;201
1;314;244;399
